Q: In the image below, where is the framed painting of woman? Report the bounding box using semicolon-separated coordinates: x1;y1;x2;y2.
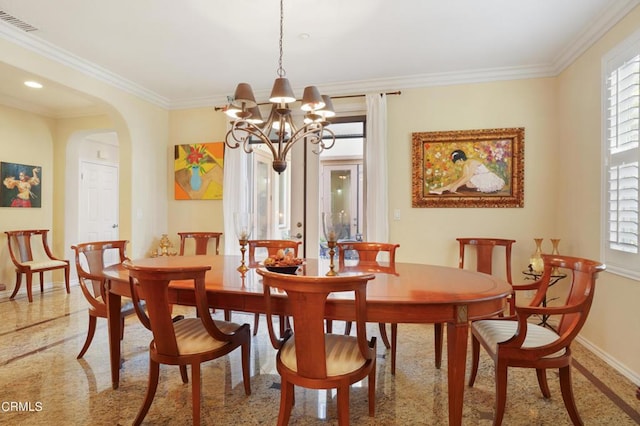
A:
411;128;524;208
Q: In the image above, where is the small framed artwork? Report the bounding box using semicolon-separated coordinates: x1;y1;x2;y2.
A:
1;162;42;208
174;142;224;200
412;128;524;208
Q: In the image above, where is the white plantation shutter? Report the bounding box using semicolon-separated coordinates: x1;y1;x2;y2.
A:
603;33;640;279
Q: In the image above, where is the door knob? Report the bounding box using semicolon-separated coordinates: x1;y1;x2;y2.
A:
112;224;119;228
295;233;302;239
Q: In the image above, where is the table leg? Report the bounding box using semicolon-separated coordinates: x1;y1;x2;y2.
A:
107;283;122;389
447;309;469;426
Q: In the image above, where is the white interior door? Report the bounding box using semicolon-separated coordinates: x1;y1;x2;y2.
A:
79;161;119;244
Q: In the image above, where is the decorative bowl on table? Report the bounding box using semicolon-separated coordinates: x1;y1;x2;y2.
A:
262;253;304;275
264;265;301;275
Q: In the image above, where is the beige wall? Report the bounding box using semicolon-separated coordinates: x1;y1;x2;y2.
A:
0;105;56;285
557;6;640;381
166;108;228;251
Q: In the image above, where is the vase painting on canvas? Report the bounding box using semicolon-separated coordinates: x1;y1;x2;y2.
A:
174;143;224;200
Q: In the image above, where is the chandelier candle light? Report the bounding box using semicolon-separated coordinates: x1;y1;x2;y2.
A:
224;0;336;174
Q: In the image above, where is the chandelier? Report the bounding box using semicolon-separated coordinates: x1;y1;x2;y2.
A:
224;0;336;174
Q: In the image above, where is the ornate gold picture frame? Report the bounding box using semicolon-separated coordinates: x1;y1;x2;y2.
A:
412;128;524;208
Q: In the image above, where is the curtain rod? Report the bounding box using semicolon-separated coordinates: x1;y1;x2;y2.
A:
214;90;401;111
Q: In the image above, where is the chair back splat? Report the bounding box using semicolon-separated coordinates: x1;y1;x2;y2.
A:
247;239;301;267
257;269;377;425
178;232;222;255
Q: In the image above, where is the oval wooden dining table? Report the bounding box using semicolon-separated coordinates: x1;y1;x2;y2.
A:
103;254;511;426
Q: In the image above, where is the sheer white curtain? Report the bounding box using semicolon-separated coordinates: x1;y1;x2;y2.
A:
365;93;389;243
222;131;252;255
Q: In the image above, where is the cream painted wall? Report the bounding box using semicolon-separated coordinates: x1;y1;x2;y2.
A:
387;79;559;271
0;105;56;287
0;36;169;260
557;7;640;382
166;108;228;251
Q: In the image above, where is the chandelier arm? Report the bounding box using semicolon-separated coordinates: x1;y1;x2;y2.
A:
226;120;274;155
309;128;336;155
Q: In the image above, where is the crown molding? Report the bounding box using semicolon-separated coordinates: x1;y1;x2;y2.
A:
0;20;170;109
1;0;639;112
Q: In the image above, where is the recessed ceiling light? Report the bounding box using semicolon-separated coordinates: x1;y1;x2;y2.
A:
24;81;43;89
298;33;310;40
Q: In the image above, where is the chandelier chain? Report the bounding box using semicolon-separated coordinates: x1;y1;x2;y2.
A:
277;0;286;78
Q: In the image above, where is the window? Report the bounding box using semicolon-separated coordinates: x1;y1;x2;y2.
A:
320;117;365;242
602;30;640;279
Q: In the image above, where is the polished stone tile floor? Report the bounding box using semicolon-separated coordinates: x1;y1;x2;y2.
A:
1;284;639;425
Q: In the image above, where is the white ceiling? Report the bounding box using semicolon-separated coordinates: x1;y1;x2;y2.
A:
0;0;638;117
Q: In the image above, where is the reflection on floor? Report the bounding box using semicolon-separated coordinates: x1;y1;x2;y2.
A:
1;284;639;425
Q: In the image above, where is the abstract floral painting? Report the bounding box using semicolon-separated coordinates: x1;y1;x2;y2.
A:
174;143;224;200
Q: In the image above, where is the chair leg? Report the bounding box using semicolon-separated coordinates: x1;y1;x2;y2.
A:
191;362;201;426
253;313;260;336
559;365;583;425
369;357;376;417
180;365;189;383
9;272;22;300
134;359;160;426
241;333;252;396
468;335;480;386
344;321;352;335
326;319;333;333
224;309;231;321
434;323;443;369
390;323;398;375
64;265;70;294
536;368;551;398
39;271;44;293
26;272;34;303
337;385;350;426
77;315;97;359
277;380;294;426
378;323;391;349
494;361;508;426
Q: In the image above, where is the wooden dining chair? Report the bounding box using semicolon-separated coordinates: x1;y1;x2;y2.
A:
247;239;301;336
337;241;400;374
468;254;606;425
5;229;70;303
433;237;516;369
178;231;223;255
125;261;251;426
71;240;140;359
257;268;377;426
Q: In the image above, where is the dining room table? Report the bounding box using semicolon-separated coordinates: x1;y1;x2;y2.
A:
103;254;511;426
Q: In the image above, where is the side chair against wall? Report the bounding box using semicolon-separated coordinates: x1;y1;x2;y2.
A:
432;237;516;369
247;239;302;336
257;269;377;426
337;242;400;374
468;254;606;425
125;262;251;426
178;232;223;256
5;229;70;303
71;240;138;359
